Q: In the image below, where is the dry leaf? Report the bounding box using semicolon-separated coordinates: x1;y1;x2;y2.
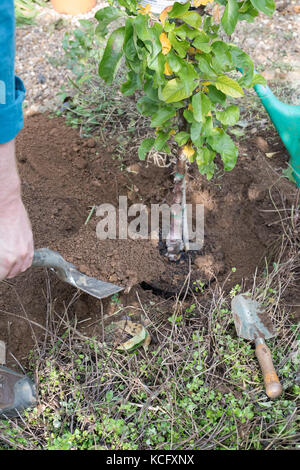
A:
212;4;220;23
265;152;278;159
114;320;148;351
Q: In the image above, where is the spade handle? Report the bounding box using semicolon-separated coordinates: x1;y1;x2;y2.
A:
255;338;282;399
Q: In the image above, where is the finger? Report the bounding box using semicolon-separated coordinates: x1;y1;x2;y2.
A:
0;267;9;281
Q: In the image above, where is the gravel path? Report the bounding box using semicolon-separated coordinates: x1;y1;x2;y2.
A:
15;0;107;116
15;0;300;116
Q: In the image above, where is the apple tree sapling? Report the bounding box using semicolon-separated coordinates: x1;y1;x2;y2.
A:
95;0;275;259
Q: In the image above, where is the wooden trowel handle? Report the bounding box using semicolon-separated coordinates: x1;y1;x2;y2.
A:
255;339;282;399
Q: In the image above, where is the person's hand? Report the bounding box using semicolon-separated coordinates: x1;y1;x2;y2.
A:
0;198;34;280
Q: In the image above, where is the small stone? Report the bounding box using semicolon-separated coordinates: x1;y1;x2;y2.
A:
150;230;160;248
194;254;214;270
74;158;87;170
126;164;140;174
25;104;40;117
86;138;96;148
79;265;88;274
255;136;269;153
37;73;46;84
248;184;265;201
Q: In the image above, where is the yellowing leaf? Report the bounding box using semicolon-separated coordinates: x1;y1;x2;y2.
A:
215;75;244;98
137;3;151;15
160;5;172;25
169;129;176;135
188;103;193;111
193;0;213;6
202;81;211;86
164;61;173;75
183;143;195;159
160;32;171;55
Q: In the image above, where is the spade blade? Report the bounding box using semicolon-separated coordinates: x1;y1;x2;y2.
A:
32;249;124;300
231;294;275;341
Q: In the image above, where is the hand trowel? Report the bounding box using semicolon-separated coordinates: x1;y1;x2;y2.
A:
32;248;124;300
231;294;283;399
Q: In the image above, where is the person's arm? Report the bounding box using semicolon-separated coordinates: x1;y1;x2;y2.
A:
0;1;33;281
0;139;33;280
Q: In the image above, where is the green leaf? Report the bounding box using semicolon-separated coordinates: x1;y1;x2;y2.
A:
215;75;244;98
221;0;239;35
190;121;203;147
168;2;190;18
196;147;216;180
192;92;211;123
183;108;195;124
250;0;275;16
207;131;238;170
251;73;267;86
176;11;202;29
167;51;182;73
117;0;137;14
168;31;190;58
150;106;177;127
211;41;232;72
196;55;217;79
192;31;211;53
174;24;199;40
208;85;227;105
229;45;254;87
137;96;159;116
98;27;125;85
138;138;155;160
174;131;190;146
154;131;170;151
121;70;141;96
216;105;240;126
144;77;160;101
95;6;125;36
202;116;216;137
123;19;137;62
160;78;192;103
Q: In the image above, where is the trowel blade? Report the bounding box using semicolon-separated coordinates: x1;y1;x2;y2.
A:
32;248;124;300
63;265;124;300
231;294;276;341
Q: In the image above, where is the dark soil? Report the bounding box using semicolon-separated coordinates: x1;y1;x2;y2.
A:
0;114;298;367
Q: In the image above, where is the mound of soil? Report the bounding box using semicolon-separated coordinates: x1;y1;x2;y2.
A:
0;114;297;365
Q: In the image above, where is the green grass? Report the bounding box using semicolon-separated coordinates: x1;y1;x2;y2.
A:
0;257;299;450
